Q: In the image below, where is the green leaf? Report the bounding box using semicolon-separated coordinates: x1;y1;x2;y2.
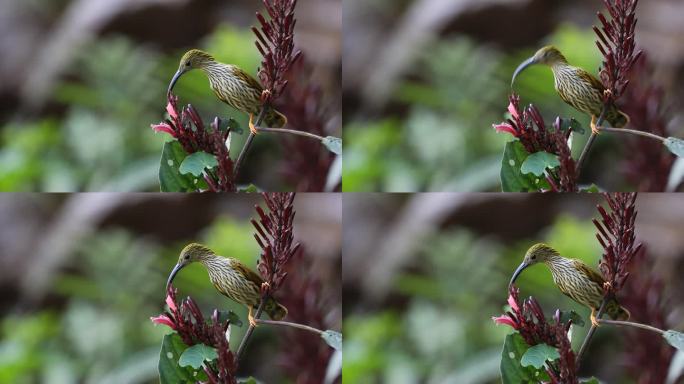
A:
321;330;342;350
178;343;218;370
581;184;600;193
501;333;549;384
322;136;342;155
158;333;195;384
558;117;584;134
664;330;684;351
520;343;560;369
664;137;684;158
239;184;259;193
520;151;560;176
238;378;258;384
225;118;241;134
500;140;550;192
581;378;600;384
217;310;242;327
159;141;197;192
179;151;218;177
559;310;585;327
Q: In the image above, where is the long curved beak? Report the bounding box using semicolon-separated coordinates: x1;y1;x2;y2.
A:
508;262;529;290
166;263;184;291
167;70;183;97
511;56;538;88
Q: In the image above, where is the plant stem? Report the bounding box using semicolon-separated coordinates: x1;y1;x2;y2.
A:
234;106;268;180
597;318;665;335
235;297;266;362
575;106;607;176
256;126;326;141
575;297;608;369
598;126;666;142
255;318;325;335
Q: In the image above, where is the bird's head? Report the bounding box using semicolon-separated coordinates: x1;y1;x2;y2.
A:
511;45;567;87
167;49;216;97
166;243;216;290
508;243;560;289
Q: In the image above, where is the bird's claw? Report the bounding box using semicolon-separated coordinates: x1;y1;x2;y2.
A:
249;114;258;135
590;309;600;327
590;115;600;135
248;306;258;328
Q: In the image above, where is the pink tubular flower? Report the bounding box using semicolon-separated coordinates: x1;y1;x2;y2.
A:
492;314;517;328
151;122;176;137
150;314;176;330
507;99;520;121
493;122;517;136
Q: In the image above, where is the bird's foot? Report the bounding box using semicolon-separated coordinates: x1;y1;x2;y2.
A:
590;115;600;135
249;113;258;135
590;308;600;327
603;281;612;291
248;307;258;328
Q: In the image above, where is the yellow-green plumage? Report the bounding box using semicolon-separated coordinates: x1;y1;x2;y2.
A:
510;243;629;321
166;243;287;321
168;49;287;129
512;46;629;129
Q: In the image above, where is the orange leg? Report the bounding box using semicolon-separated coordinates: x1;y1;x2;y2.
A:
248;306;258;328
590;308;600;327
249;113;258;135
590;115;599;135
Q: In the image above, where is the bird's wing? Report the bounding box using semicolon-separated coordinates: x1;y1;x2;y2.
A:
230;258;265;286
572;259;605;286
231;66;263;92
577;67;606;93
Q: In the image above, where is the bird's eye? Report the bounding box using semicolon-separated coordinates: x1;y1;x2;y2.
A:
531;255;536;260
185;255;189;259
185;61;191;66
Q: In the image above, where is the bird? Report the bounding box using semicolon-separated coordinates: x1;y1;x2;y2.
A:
166;243;287;327
511;45;629;135
509;243;629;327
167;49;287;135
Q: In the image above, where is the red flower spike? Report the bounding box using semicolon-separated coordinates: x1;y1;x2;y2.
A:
150;286;238;383
151;94;236;192
253;192;300;292
594;192;642;294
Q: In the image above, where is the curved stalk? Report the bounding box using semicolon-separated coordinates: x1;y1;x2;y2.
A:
235;297;266;362
575;297;608;368
256;126;326;141
597;318;665;335
255;318;325;335
575;106;607;176
234;107;268;180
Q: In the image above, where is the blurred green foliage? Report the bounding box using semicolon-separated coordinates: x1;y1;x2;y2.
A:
344;212;623;383
0;215;273;383
343;25;613;191
0;26;265;191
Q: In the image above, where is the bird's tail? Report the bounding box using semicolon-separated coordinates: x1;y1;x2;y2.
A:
606;299;630;321
606;105;630;128
264;296;288;320
264;108;287;128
